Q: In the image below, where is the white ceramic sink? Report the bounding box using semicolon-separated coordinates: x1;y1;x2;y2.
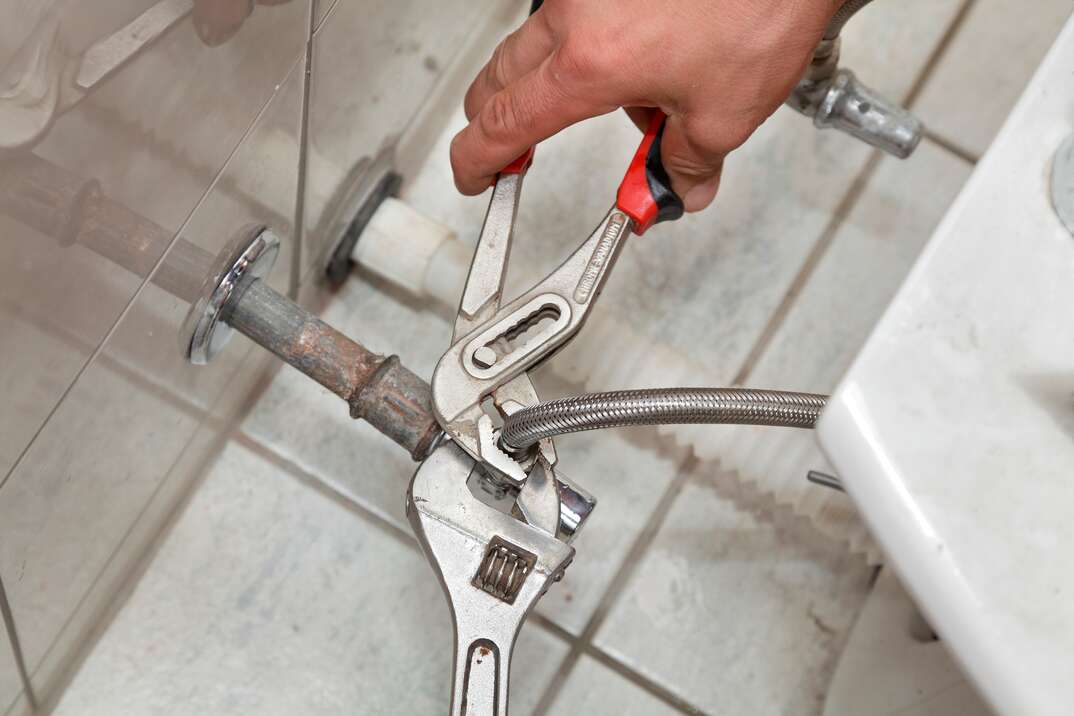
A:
817;15;1074;716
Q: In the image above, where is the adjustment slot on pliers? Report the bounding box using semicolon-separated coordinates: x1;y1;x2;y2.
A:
462;294;571;380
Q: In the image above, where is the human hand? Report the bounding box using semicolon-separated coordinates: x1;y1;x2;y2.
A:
451;0;842;211
193;0;295;46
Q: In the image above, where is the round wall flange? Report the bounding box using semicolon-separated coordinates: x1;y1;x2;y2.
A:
1053;132;1074;237
180;225;280;365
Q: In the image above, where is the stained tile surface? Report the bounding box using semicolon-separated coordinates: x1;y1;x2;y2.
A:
547;656;682;716
595;471;874;714
301;0;494;276
704;139;974;559
52;442;565;716
0;620;21;716
0;1;310;483
532;424;686;635
41;3;1074;714
0;50;304;699
915;0;1073;157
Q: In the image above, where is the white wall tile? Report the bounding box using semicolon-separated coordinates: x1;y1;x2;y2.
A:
0;617;22;716
0;45;305;702
914;0;1073;157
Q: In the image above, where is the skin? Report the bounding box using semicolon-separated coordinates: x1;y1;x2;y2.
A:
192;0;294;46
451;0;844;211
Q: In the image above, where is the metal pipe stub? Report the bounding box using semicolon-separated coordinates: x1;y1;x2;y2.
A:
180;225;442;460
180;225;281;365
0;152;441;461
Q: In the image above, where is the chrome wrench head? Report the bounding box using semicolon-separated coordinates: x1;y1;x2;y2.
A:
407;442;574;716
431;206;629;540
434;163;605;540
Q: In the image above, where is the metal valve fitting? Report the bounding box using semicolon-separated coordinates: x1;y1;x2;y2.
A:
804;68;922;159
786;20;924;159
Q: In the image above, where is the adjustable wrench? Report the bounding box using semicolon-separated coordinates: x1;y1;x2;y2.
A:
407;442;573;716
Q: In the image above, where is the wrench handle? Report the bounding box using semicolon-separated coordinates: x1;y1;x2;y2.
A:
452;635;512;716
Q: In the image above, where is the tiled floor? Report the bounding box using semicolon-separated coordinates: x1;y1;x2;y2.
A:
51;2;1071;714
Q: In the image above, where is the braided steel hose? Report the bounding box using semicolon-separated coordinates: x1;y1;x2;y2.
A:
825;0;875;40
499;388;827;451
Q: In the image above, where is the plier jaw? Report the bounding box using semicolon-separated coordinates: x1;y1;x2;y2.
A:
431;111;684;533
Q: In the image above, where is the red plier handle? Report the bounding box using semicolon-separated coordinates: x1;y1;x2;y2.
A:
497;111;683;235
616;111;685;235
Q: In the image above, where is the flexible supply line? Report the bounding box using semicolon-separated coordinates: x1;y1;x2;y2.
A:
499;388;827;452
825;0;876;40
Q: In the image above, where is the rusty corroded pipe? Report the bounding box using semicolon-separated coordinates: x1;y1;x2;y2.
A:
222;279;442;460
0;153;207;303
1;152;443;461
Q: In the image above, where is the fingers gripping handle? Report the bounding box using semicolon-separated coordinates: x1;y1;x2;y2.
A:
616;111;685;235
499;147;535;176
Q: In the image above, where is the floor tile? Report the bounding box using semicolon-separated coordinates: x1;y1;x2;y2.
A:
824;569;990;715
52;442;567;716
247;358;685;638
241;269;452;529
0;611;22;716
0;359;199;680
703;139;974;560
396;0;969;404
547;655;683;716
532;421;688;635
595;468;873;715
914;0;1073;157
838;0;966;102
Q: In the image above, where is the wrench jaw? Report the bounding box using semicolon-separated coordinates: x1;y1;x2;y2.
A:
407;443;574;716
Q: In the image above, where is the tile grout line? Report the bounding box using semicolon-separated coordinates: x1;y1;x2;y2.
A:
902;0;979;111
23;358;281;714
731;149;884;386
236;422;715;714
0;53;304;496
923;128;980;165
312;0;340;34
232;431;419;551
531;456;708;716
288;0;316;298
0;576;37;711
732;0;979;386
529;604;704;713
583;644;705;715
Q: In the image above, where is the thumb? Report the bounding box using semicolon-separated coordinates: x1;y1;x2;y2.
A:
657;113;725;212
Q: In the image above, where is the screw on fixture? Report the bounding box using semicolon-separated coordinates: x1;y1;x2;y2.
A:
472;345;498;369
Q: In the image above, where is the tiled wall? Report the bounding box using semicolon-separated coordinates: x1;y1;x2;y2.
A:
39;1;1073;714
6;0;1070;713
0;0;497;711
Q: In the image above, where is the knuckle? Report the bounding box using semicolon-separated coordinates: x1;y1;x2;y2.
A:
685;113;757;157
479;91;524;140
488;41;510;88
664;150;719;181
551;39;609;85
